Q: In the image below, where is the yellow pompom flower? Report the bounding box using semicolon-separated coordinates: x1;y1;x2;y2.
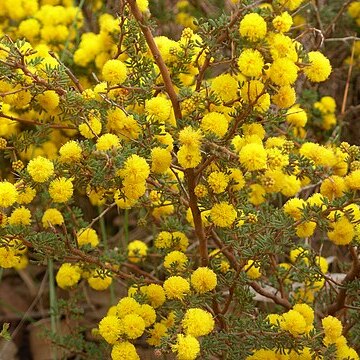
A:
194;184;208;197
207;171;229;194
303;51;331;83
111;341;140;360
211;73;238;102
17;185;36;205
293;303;314;332
102;59;127;85
141;284;166;308
8;206;31;226
179;126;203;147
270;58;298;86
280;309;307;336
244;260;261;279
275;0;305;11
239;143;267;171
322;316;343;344
272;12;293;33
345;170;360;190
56;263;81;289
239;13;267;41
249;184;266;205
164;251;188;272
107;109;140;140
286;105;307;127
182;308;215;337
145;97;172;123
147;323;168;346
98;315;122;344
177;146;202;169
163;276;190;299
96;134;121;151
78;117;102;139
48;177;73;203
59;141;82;163
201;112;228;138
116;297;141;318
191;267;217;293
228;168;245;191
122;313;146;339
327;216;354;245
136;304;156;327
36;90;60;112
151;147;172;174
238;49;264;77
77;228;99;247
320;176;347;200
210;202;237;228
27;156;54;183
42;208;64;228
296;220;317;238
119;154;150;183
127;240;148;263
0;181;18;207
136;0;149;12
272;85;296;108
283;198;306;220
172;334;200;360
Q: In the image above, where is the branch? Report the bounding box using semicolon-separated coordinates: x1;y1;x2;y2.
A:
327;246;360;315
186;168;208;266
126;0;182;121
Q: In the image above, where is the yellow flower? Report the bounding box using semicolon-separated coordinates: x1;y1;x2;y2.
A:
345;170;360;190
164;251;188;272
270;58;298;86
163;276;190;299
207;171;229;194
191;267;217;293
280;309;307;336
27;156;54;183
0;181;18;207
147;323;168;346
0;247;19;269
145;97;172;123
36;90;60;112
116;297;141;317
322;316;343;344
78;116;102;139
239;13;267;41
286;105;307;127
228;168;245;191
182;308;215;337
303;51;332;82
136;0;149;12
77;228;99;247
172;334;200;360
127;240;148;263
327;216;354;246
136;304;156;327
59;140;82;163
244;260;261;279
239;143;267;171
17;185;36;204
211;74;238;102
249;184;266;205
272;85;296;108
210;202;237;228
96;133;121;151
140;284;166;308
98;315;122;344
320;176;347;200
8;206;31;226
111;341;140;360
238;49;264;77
48;177;73;203
151;147;172;174
177;145;202;169
42;208;64;228
122;313;146;339
201;112;228;138
56;263;81;289
179;126;203;147
102;59;127;85
293;303;314;332
272;11;293;33
283;198;306;220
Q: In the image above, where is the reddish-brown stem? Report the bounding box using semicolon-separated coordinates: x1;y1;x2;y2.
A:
327;246;360;315
126;0;182;121
0;112;76;129
186;168;208;266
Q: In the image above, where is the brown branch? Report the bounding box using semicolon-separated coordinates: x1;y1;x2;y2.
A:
186;168;208;266
327;246;360;315
0;112;76;129
211;229;292;310
126;0;182;121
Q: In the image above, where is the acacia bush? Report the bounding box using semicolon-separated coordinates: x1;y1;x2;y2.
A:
0;0;360;359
